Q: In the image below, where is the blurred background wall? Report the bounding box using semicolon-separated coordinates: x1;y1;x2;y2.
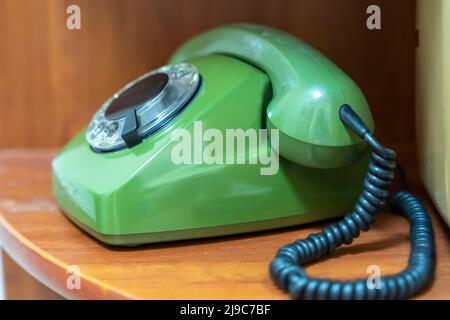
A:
0;0;416;148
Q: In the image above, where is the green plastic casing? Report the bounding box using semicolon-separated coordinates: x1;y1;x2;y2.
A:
52;24;373;245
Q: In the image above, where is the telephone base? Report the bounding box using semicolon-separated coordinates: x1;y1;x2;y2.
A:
52;54;370;246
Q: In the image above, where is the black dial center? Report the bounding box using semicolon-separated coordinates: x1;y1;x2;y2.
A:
105;72;169;120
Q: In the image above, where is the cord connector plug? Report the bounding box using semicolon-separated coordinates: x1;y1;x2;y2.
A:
339;104;370;139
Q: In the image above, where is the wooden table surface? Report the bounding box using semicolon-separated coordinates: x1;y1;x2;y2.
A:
0;148;449;299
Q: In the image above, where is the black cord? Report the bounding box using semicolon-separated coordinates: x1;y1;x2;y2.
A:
270;105;435;300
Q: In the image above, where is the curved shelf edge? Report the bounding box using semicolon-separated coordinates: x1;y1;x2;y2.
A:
0;212;137;300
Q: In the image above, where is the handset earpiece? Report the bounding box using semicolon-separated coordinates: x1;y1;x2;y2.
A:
170;23;374;168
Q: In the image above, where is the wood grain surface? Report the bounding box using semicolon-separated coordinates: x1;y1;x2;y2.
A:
0;0;416;148
0;147;449;299
1;250;63;299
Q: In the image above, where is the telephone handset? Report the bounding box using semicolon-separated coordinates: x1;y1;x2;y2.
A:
171;24;373;169
52;24;435;299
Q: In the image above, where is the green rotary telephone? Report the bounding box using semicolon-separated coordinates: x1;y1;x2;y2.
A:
53;24;435;300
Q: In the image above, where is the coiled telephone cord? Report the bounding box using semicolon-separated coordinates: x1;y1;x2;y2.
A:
270;105;435;300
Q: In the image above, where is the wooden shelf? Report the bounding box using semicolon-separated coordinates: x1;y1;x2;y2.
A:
0;148;449;299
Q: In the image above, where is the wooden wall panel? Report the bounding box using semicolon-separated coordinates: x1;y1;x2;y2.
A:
0;0;415;148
